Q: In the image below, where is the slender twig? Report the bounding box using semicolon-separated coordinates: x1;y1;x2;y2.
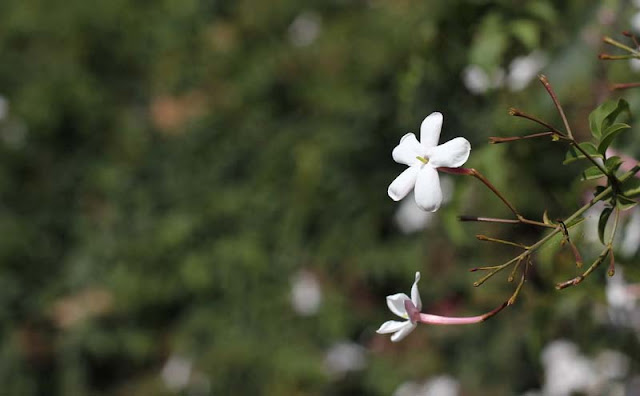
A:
539;75;574;139
476;234;529;249
474;164;640;290
598;54;636;60
557;207;622;289
508;273;526;306
611;82;640;91
489;131;564;144
458;216;520;224
509;108;566;136
603;36;639;54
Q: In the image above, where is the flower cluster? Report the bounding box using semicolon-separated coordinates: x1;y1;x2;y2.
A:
379;113;506;342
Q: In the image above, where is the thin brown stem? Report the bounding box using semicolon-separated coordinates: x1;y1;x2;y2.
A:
458;215;519;224
557;207;621;289
598;54;636;60
476;234;529;249
539;75;574;139
611;82;640;91
508;108;566;136
569;141;611;177
489;131;561;144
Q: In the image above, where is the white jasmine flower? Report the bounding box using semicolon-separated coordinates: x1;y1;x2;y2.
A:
377;272;507;342
376;272;422;342
388;113;471;212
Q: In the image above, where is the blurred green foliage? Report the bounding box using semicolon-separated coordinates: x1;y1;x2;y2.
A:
0;0;640;395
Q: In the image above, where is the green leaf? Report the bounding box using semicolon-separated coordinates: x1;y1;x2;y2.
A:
470;13;508;69
620;177;640;198
604;156;623;173
597;123;631;154
588;99;630;139
581;166;605;181
617;195;638;211
598;207;613;244
563;142;603;165
526;2;556;23
510;20;539;49
580;158;623;181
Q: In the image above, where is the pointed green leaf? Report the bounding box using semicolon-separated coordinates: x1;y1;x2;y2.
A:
563;142;603;165
604;156;623;173
616;195;637;211
581;166;606;181
588;99;630;139
620;177;640;198
597;123;631;154
510;20;539;49
598;207;613;244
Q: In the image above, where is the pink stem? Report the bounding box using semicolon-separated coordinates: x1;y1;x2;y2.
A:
437;167;473;175
404;300;507;326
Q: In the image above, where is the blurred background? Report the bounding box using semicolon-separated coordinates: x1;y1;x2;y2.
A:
2;0;640;395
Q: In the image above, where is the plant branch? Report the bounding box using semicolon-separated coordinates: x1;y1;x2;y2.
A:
539;75;574;139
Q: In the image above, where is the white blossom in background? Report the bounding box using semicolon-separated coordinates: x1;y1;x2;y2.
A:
393;176;453;234
541;340;598;396
288;11;321;47
388;113;470;212
506;51;548;91
620;208;640;257
629;58;640;72
526;341;632;395
0;95;8;121
290;270;322;316
462;65;505;94
605;268;640;330
606;268;637;312
594;349;630;381
161;355;193;392
632;12;640;33
324;341;367;378
393;375;459;396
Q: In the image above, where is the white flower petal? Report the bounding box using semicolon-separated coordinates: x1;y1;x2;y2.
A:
390;322;417;342
392;133;424;166
411;272;422;311
388;166;419;201
376;320;409;334
420;112;443;148
386;293;410;318
426;137;471;168
414;166;442;212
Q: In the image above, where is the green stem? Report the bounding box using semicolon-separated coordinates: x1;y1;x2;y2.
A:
603;36;639;54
